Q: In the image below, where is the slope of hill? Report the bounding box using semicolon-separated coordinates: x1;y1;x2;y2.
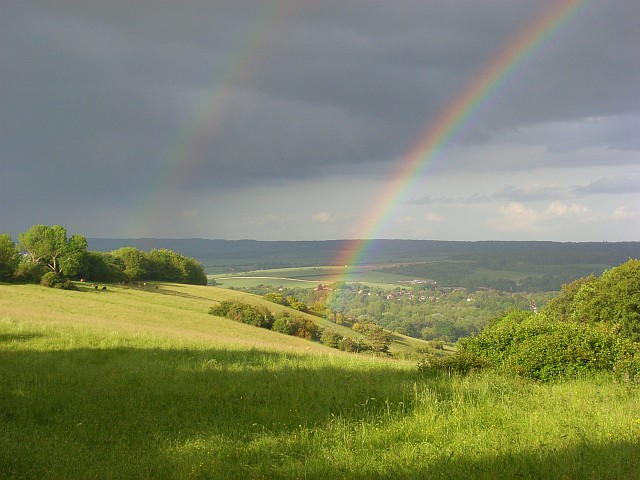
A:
0;283;426;356
1;282;638;479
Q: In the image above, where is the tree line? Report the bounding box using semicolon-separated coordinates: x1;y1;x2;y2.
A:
0;225;207;286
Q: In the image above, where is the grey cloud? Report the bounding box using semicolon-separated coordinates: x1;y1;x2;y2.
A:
572;177;640;196
1;0;639;239
492;185;567;202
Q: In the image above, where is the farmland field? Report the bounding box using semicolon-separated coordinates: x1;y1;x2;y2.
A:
212;265;425;289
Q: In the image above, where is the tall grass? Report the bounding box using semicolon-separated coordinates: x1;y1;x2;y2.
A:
1;318;638;479
1;284;639;478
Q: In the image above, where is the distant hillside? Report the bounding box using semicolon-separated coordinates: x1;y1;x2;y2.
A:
87;238;640;273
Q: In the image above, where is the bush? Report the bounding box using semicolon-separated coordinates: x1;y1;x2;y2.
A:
339;336;370;353
13;260;47;284
613;342;640;385
460;311;629;381
209;301;274;329
272;313;320;340
40;271;78;290
418;351;488;376
320;330;342;348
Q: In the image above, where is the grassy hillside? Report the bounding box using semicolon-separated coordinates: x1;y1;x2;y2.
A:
0;283;427;356
1;283;639;479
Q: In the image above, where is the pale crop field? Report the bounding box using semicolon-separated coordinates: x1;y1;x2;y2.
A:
1;283;638;479
213;265;417;289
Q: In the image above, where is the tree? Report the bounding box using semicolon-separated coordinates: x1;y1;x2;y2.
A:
17;225;87;277
0;234;20;281
83;251;126;282
111;247;150;281
59;234;88;277
146;248;207;285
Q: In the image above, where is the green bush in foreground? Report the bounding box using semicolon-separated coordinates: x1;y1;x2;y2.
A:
450;259;640;382
458;311;628;381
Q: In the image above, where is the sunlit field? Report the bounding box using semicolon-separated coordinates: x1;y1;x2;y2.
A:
1;283;638;479
212;265;418;290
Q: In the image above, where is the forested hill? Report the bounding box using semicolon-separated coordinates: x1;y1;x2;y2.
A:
87;238;640;271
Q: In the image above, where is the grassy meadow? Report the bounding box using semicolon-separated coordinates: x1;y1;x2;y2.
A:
1;283;639;479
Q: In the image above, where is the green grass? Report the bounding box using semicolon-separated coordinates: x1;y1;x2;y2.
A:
1;283;639;479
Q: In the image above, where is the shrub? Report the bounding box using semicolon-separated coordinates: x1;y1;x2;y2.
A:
320;330;342;348
272;313;320;340
353;320;391;355
339;336;370;353
13;260;47;284
418;351;488;376
613;342;640;385
40;271;78;290
460;312;629;381
263;293;288;305
209;301;274;329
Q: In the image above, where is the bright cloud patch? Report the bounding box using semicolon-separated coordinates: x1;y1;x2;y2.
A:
488;201;592;233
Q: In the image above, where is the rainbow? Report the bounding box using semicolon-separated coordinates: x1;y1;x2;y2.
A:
338;0;589;269
138;0;298;236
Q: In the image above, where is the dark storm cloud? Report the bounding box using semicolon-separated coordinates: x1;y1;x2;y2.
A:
1;0;639;238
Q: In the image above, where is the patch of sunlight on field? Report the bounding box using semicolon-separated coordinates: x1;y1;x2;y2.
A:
0;284;341;354
212;265;419;289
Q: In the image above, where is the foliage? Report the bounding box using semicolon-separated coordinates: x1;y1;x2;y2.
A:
245;281;547;344
59;234;89;277
571;259;640;341
271;312;320;340
613;344;640;384
18;224;88;277
352;320;392;355
417;351;488;376
83;251;127;283
0;234;20;281
13;258;47;284
2;225;206;286
263;292;309;312
111;247;150;281
263;292;288;305
209;300;274;329
40;271;78;290
459;260;640;381
109;247;207;285
148;249;208;285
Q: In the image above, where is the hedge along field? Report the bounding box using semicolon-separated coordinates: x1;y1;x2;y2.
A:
1;284;639;479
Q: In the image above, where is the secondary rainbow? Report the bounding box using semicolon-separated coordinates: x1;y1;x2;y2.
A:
137;0;297;236
338;0;589;269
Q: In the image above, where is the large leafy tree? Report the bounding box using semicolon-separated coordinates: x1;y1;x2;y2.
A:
111;247;150;281
148;248;208;285
18;225;87;276
0;234;20;281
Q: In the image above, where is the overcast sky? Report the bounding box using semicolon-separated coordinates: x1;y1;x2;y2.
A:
2;0;639;242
